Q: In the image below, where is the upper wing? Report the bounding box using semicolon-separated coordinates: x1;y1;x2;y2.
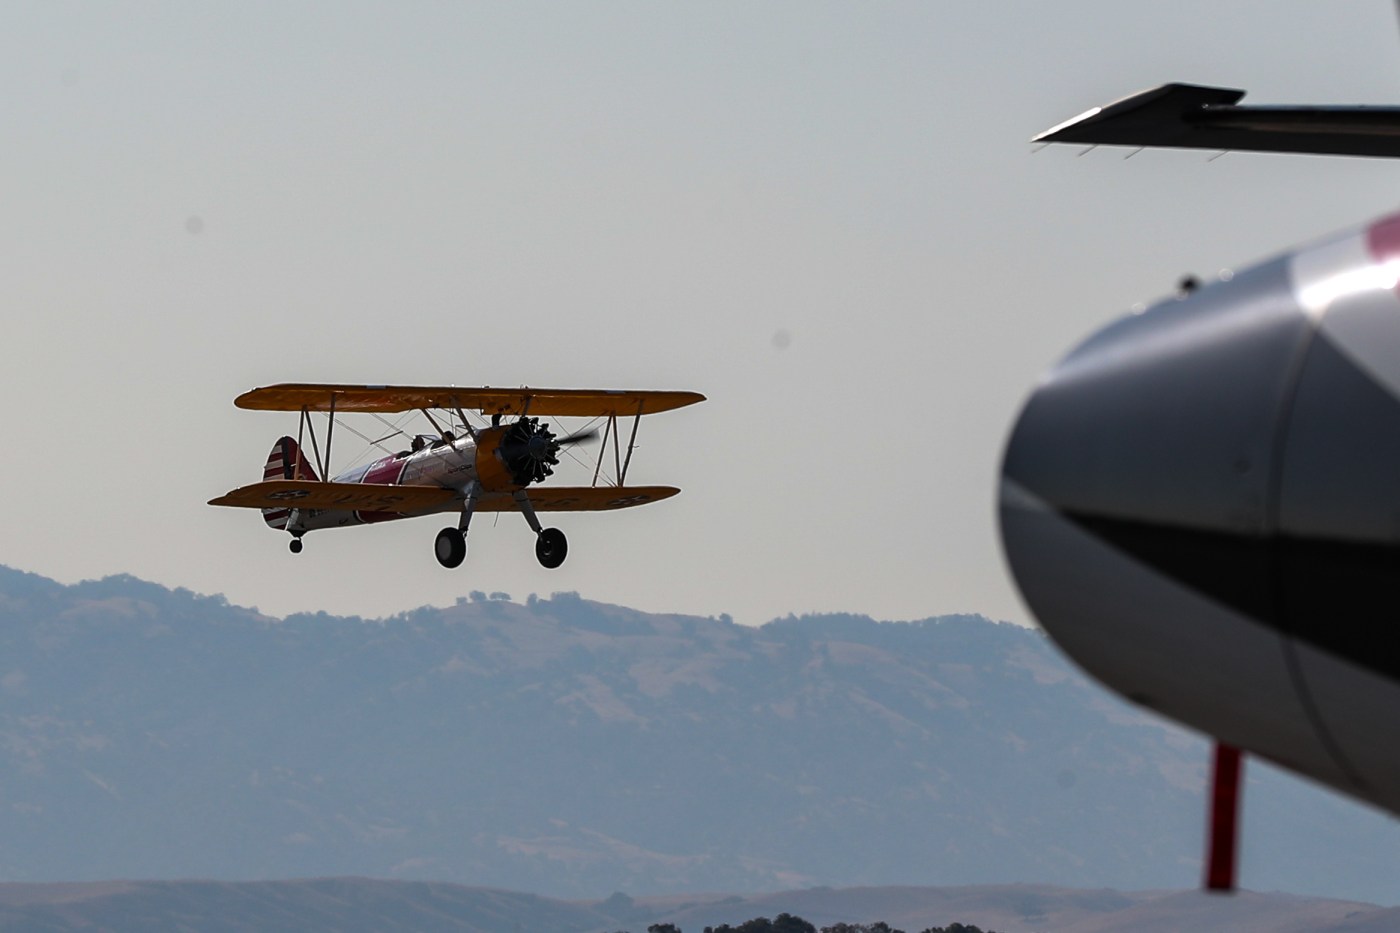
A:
235;384;705;416
476;485;680;512
1035;83;1400;159
209;480;459;512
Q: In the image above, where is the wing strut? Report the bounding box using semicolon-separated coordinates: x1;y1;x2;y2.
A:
620;399;644;485
305;406;325;481
1205;741;1244;892
295;406;308;481
588;399;647;487
450;397;478;442
294;395;339;482
592;416;613;487
324;393;337;480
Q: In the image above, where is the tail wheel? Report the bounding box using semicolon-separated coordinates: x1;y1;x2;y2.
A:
435;527;466;569
289;538;304;554
535;527;567;569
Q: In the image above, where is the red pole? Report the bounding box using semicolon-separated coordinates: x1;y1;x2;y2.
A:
1205;742;1244;892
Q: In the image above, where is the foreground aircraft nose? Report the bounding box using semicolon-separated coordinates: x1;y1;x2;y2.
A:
1000;212;1400;816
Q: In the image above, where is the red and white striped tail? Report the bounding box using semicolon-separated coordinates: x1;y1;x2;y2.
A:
261;436;319;529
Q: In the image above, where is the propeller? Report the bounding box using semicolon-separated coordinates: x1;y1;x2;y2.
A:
556;427;600;447
496;419;598;486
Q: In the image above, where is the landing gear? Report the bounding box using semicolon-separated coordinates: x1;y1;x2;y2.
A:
511;489;568;569
289;537;304;554
433;481;478;570
535;527;568;569
435;527;466;568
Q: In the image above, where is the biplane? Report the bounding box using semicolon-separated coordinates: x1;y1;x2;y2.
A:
209;384;704;569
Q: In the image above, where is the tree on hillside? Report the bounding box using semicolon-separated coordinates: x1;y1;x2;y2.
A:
704;914;817;933
649;925;682;933
818;924;999;933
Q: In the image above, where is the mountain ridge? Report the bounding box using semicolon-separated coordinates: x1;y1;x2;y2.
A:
1;566;1398;904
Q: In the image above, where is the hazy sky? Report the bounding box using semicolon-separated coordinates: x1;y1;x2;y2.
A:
6;1;1400;624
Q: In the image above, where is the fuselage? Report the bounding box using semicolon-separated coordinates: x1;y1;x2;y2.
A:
292;437;475;532
287;422;541;533
1001;209;1400;814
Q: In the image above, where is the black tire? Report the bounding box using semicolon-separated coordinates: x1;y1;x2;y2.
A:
535;527;567;569
435;527;467;569
289;538;304;554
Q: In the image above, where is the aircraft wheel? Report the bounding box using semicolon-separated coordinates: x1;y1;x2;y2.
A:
535;527;567;569
435;527;466;569
289;538;304;554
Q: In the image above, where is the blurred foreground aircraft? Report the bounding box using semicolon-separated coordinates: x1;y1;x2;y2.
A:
1003;30;1400;890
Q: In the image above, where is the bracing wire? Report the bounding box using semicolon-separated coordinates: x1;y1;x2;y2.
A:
547;414;604;475
342;411;418;470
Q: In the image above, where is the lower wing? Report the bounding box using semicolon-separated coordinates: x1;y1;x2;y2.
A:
479;486;679;512
208;480;458;512
209;481;678;514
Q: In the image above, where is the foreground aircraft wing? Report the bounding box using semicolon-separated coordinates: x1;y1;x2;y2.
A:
235;384;705;417
208;480;459;512
1035;83;1400;158
477;485;680;512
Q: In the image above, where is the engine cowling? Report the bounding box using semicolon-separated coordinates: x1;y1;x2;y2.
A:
473;418;560;491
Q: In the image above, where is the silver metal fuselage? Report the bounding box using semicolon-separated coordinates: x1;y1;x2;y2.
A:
1001;211;1400;814
291;437;479;532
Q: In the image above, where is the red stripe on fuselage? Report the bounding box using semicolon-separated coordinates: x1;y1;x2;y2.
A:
355;455;411;524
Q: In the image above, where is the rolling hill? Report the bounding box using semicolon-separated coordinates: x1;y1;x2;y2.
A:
0;566;1397;904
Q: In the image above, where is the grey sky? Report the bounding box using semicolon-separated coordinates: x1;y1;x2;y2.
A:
4;1;1399;624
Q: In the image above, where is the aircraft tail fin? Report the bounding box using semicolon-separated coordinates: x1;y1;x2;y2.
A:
261;437;319;528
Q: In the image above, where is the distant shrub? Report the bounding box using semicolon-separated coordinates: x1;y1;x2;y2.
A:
817;923;997;933
704;913;816;933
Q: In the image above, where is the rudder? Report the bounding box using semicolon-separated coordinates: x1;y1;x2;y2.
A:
262;437;319;529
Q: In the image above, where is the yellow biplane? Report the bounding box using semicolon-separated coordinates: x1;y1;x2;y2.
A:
209;383;704;569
